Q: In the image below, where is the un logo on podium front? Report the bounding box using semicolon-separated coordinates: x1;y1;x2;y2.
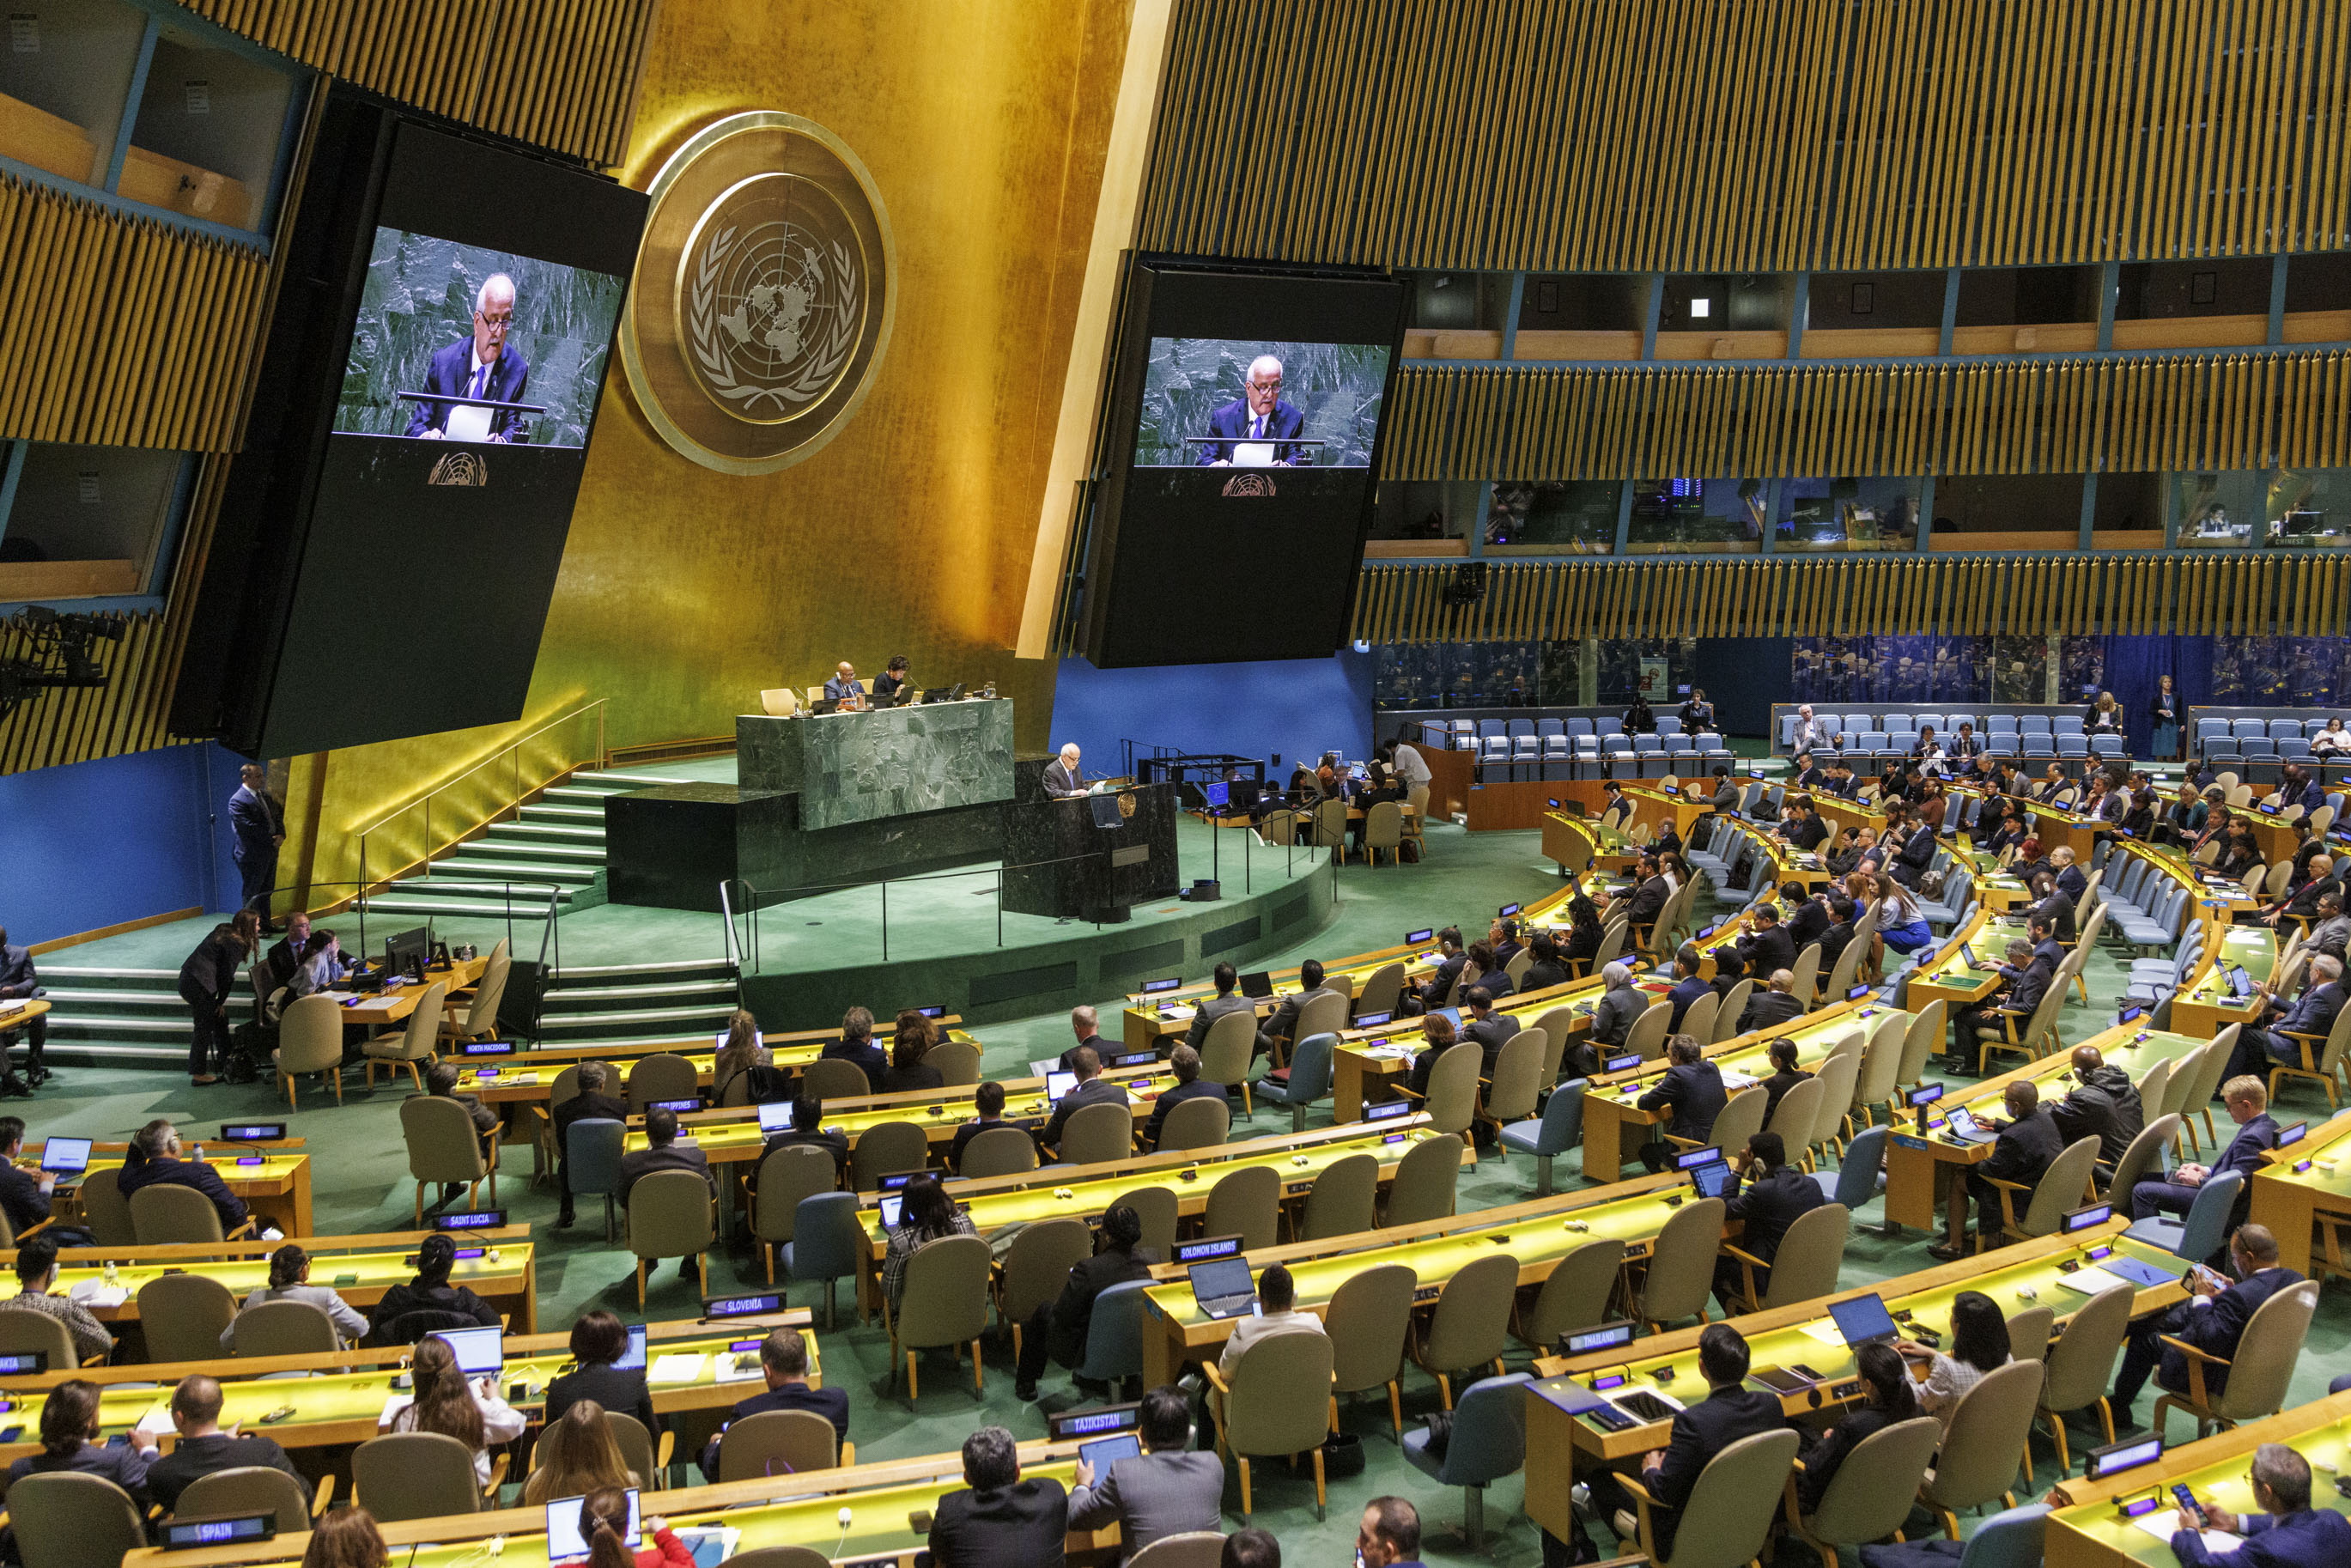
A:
623;112;896;474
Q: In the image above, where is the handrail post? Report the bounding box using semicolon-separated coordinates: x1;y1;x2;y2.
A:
880;878;890;963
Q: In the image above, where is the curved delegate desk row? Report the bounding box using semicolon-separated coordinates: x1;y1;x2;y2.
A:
2249;1107;2351;1278
27;1137;314;1238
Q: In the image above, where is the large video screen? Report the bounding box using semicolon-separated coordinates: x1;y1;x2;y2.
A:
172;98;649;760
333;228;626;449
1078;263;1406;668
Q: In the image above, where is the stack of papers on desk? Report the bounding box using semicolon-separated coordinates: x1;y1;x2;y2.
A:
714;1351;765;1383
1720;1070;1759;1091
649;1352;708;1383
68;1281;127;1308
2134;1514;2239;1553
2055;1266;2139;1297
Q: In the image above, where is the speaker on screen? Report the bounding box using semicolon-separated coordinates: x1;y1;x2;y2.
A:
171;88;648;758
1072;258;1406;669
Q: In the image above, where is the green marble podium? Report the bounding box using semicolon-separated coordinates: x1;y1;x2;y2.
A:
737;700;1015;827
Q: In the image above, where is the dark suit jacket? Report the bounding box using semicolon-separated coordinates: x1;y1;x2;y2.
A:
2170;1506;2351;1568
2269;984;2343;1048
1649;1385;1789;1558
697;1382;853;1480
405;337;532;441
1626;877;1672;928
1664;977;1711;1034
143;1432;307;1515
2208;1113;2281;1187
1739;989;1806;1035
1723;1164;1829;1267
1194;397;1306;465
1979;1106;2065;1189
555;1091;630;1165
1043;761;1085;799
1474;968;1516;1001
2155;1266;2305;1400
177;933;243;1010
951;1117;1032;1172
1046;1247;1156;1366
1783;815;1829;852
1143;1078;1228;1149
1795;1404;1896;1515
1040;1078;1130;1151
544;1360;657;1437
1786;902;1831;951
617;1142;714;1206
1760;1068;1812;1125
926;1478;1070;1568
1185;994;1257;1050
2057;865;2089;903
1260;985;1343;1046
118;1155;247;1229
1892;826;1938;883
1522;958;1570;993
1736;925;1796;980
823;1036;889;1094
2051;1065;2145;1166
1461;1012;1521;1073
1060;1037;1109;1070
1637;1061;1728;1143
228;784;282;859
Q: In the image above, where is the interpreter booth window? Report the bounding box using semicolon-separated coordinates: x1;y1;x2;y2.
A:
1775;475;1920;552
1374;639;1570;710
1485;481;1615;553
122;26;295;233
0;441;186;601
0;0;147;188
1803;272;1942;356
1513;274;1645;359
1951;264;2100;353
1625;477;1764;554
1926;473;2086;549
2175;471;2267;549
1370;478;1475;544
2266;469;2351;550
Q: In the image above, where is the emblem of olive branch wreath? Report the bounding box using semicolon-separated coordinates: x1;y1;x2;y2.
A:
687;223;860;413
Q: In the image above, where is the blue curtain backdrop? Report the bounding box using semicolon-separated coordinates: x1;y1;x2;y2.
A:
0;742;241;946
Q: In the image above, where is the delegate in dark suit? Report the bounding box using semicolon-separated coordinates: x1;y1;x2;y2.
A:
617;1141;714;1207
1064;1449;1226;1559
544;1358;657;1437
1142;1077;1227;1150
1042;760;1086;799
1890;824;1937;887
2050;1063;2145;1169
404;337;532;442
2130;1112;2278;1223
143;1432;307;1515
118;1152;248;1231
1637;1061;1728;1144
1641;1383;1790;1559
926;1476;1070;1568
2170;1507;2351;1568
1258;982;1343;1056
821;1036;889;1095
1713;1163;1829;1307
1184;994;1257;1051
228;781;283;916
1194;396;1307;465
2251;982;2343;1073
2110;1262;2305;1413
696;1382;851;1480
553;1085;630;1223
0;941;45;1065
1735;923;1796;980
1663;975;1712;1034
1040;1078;1130;1152
1461;1012;1522;1073
1738;988;1806;1035
1625;876;1672;936
1965;1106;2063;1241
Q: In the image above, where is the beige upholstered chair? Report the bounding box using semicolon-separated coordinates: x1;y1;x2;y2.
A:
1361;800;1406;866
922;1039;981;1085
131;1182;254;1244
1675;992;1721;1051
1157;1093;1231;1152
1298;1152;1377;1241
1624;1000;1674;1062
994;1218;1092;1363
627;1168;714;1306
1354;962;1407;1018
957;1125;1037;1177
75;1165;135;1246
173;1464;330;1528
440;939;510;1047
1619;1427;1799;1568
362;981;447;1090
1198;1009;1258;1115
1406;1041;1481;1136
1109;1185;1180;1259
230;1298;341;1356
1722;1200;1849;1313
626;1052;698;1112
1060;1100;1135;1166
1206;1327;1337;1519
1516;1236;1625;1352
137;1272;238;1362
1410;1250;1516;1409
2102;1113;2180;1206
1203;1164;1279;1249
0;1307;88;1369
1784;1416;1940;1568
718;1408;843;1479
1634;1194;1726;1332
750;1142;839;1284
399;1093;498;1226
1682;1085;1767;1162
2033;1281;2134;1475
1983;1134;2100;1249
759;689;799;716
274;994;345;1107
6;1471;149;1568
1894;999;1943;1094
801;1058;872;1102
354;1430;497;1520
1711;982;1754;1044
849;1121;928;1190
1474;1031;1546;1142
2153;1279;2319;1435
1807;1050;1864;1165
1127;1534;1226;1568
1382;1133;1461;1226
1917;1358;2044;1537
527;1409;669;1489
1326;1262;1414;1438
1763;1077;1823;1161
884;1231;991;1402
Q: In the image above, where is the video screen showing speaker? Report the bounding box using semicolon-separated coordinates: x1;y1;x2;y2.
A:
1078;260;1405;669
170;92;648;760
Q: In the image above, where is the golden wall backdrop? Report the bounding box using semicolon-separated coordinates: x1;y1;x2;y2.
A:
1141;0;2351;273
1382;350;2351;482
289;0;1136;890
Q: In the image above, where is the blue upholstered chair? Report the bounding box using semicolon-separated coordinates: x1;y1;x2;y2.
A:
1498;1079;1587;1196
1401;1372;1530;1549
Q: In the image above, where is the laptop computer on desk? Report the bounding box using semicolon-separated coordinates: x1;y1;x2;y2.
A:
1688;1159;1737;1200
1941;1105;2000;1146
1826;1293;1902;1350
1187;1256;1257;1320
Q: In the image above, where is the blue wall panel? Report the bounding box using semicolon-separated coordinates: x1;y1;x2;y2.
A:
0;743;238;946
1048;652;1376;781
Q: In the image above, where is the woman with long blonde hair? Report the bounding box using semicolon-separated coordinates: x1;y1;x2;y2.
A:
521;1400;638;1505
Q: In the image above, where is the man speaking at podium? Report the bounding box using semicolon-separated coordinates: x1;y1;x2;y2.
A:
1043;743;1086;799
1196;355;1305;465
407;273;532;443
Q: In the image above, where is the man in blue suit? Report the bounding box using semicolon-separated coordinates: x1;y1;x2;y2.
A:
2238;954;2343;1079
2168;1443;2351;1567
1194;354;1307;465
405;273;532;443
2105;1224;2302;1429
228;763;283;925
2129;1074;2279;1224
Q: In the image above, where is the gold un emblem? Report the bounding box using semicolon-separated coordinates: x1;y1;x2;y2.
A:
621;111;896;474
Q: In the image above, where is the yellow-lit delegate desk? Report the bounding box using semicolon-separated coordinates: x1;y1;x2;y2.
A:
1138;1170;1742;1387
15;1226;537;1336
623;1061;1173;1166
1576;999;1883;1182
1953;843;2036;911
1327;970;1615;1121
2250;1109;2351;1278
1880;1019;2209;1237
0;1310;817;1466
1901;908;2028;1020
2172;921;2278;1041
0;999;49;1037
1522;1219;2190;1538
1542;810;1619;877
327;956;489;1030
2041;1390;2351;1565
448;1026;981;1109
31;1139;313;1237
1615;782;1715;842
123;1438;1126;1568
856;1116;1473;1264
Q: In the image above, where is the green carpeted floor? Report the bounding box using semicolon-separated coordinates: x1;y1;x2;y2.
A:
21;821;2348;1565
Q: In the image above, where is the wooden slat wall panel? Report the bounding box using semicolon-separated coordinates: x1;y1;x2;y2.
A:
1382;351;2351;481
1349;557;2351;644
1141;0;2351;271
182;0;659;167
0;612;191;774
0;177;269;452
